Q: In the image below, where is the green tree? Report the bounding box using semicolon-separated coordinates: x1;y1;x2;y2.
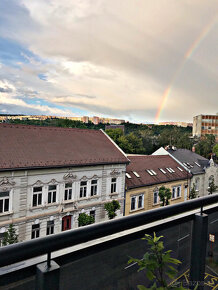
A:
213;144;218;158
128;233;185;289
104;200;121;219
207;176;218;195
2;224;18;246
78;213;95;227
105;128;124;143
158;186;171;206
189;183;197;199
195;135;216;158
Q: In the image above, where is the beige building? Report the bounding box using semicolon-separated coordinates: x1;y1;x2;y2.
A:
125;155;191;216
193;114;218;141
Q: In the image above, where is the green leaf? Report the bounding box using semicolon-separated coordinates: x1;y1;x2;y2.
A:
137;285;148;290
146;270;155;280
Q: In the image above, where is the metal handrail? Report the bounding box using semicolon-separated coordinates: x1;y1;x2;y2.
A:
0;194;218;267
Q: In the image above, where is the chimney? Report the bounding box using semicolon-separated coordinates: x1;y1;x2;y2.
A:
192;146;195;153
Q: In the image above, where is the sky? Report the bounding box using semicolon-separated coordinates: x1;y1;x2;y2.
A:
0;0;217;123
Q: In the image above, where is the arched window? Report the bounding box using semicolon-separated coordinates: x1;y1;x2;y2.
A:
195;178;200;191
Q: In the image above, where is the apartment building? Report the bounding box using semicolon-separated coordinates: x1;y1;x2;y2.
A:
153;147;218;197
124;155;191;216
193;114;218;141
0;124;129;243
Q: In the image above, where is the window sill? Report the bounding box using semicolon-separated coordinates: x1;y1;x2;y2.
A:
130;207;144;213
0;211;13;217
62;200;75;205
109;192;119;197
29;205;45;211
171;196;181;200
45;202;58;208
78;195;99;201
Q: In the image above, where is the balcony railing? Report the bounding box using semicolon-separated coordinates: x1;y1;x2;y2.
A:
0;194;218;289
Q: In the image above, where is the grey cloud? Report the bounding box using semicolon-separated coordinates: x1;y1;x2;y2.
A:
0;87;13;93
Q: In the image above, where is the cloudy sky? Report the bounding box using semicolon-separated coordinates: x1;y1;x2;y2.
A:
0;0;217;123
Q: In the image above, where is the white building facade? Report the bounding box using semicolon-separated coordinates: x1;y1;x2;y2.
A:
0;124;129;243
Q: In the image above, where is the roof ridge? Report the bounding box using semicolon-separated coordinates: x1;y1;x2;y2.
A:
0;123;100;133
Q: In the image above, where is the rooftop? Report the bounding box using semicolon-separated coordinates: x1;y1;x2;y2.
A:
0;124;129;170
126;155;191;189
167;148;210;175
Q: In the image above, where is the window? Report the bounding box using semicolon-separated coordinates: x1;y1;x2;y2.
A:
172;187;176;199
64;183;72;201
138;195;143;209
90;210;96;222
0;191;9;213
177;186;181;197
172;186;181;199
195;178;200;191
111;178;117;193
31;224;40;239
48;185;57;204
131;196;136;211
153;190;159;204
130;194;144;211
147;169;154;176
126;173;131;179
195;162;201;167
133;171;140;178
91;180;98;196
46;221;54;235
80;181;87;198
166;168;174;173
159;168;166;174
32;187;42;207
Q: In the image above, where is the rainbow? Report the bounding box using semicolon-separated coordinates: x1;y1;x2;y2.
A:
155;15;217;123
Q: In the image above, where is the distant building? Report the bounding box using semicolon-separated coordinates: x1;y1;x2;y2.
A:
124;155;191;216
193;114;218;141
158;121;193;127
153;146;218;197
105;125;125;133
0;124;129;243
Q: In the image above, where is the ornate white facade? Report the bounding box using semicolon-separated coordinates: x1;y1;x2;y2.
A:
0;164;126;242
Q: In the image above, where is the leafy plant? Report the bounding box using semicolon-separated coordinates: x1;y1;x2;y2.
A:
78;213;95;227
128;233;194;290
207;176;218;195
189;183;197;199
104;200;120;219
158;186;171;206
2;224;18;246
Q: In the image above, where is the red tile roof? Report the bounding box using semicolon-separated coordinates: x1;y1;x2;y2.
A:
126;155;191;189
0;124;129;170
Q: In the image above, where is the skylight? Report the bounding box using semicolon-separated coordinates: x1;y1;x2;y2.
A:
133;171;140;178
151;170;157;175
159;168;166;174
166;167;173;173
126;173;131;179
177;167;183;171
146;169;154;176
183;162;187;167
169;168;175;173
195;162;201;167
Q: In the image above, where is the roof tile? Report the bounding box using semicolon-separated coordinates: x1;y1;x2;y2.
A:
0;124;128;170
